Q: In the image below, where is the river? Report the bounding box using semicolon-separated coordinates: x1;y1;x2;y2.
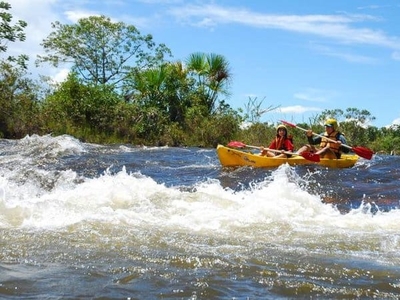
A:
1;134;399;299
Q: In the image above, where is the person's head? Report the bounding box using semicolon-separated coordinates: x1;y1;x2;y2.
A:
276;124;288;137
324;118;338;131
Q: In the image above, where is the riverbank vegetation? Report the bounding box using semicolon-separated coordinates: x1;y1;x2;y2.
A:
1;2;399;154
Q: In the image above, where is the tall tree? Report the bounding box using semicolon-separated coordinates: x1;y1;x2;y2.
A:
0;1;28;68
0;61;41;138
185;52;231;114
37;15;171;88
0;1;36;138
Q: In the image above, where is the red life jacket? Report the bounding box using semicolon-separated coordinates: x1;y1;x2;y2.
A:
269;136;294;152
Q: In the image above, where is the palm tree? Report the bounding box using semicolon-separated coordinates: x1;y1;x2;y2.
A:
185;52;231;114
125;61;193;123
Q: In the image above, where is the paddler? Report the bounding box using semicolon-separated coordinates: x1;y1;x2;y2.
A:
260;124;294;158
296;118;349;159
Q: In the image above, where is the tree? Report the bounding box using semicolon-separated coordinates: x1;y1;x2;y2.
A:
42;72;122;136
185;52;231;114
317;109;344;125
37;15;172;89
0;1;28;68
0;61;41;138
125;61;194;123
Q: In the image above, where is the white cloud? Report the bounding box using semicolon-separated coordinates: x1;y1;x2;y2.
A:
294;92;327;103
64;10;98;23
309;42;378;63
168;4;400;51
278;105;321;114
52;68;70;83
390;118;400;126
293;88;337;103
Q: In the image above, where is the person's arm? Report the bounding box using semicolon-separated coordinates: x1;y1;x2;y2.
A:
338;134;350;153
307;135;321;145
260;139;276;155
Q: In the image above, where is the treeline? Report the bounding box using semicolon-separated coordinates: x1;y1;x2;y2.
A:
1;2;399;154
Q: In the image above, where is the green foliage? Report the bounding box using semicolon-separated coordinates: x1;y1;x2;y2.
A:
372;135;400;154
235;123;270;146
186;52;231;114
37;15;172;88
0;61;42;138
370;125;400;154
0;1;28;68
124;62;193;123
41;72;123;140
178;103;238;147
133;106;169;144
162;122;186;146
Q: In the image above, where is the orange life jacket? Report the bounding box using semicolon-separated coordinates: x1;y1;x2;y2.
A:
320;131;341;153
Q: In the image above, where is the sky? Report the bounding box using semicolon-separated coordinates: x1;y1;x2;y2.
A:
6;0;400;128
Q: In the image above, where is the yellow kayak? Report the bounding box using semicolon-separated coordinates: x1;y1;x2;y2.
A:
216;144;359;168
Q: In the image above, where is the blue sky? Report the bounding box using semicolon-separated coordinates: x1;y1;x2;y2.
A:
8;0;400;128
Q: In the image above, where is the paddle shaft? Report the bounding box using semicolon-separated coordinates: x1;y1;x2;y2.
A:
292;124;353;151
245;144;301;157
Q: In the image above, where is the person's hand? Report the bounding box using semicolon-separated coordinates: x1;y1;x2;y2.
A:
260;147;267;156
306;129;313;137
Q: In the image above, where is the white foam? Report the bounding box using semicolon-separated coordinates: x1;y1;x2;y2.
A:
0;162;398;235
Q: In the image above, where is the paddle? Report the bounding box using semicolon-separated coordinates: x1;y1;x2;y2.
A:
227;141;320;162
280;120;374;160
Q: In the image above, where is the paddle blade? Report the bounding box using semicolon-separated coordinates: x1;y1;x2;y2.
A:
227;141;246;148
301;151;320;162
280;120;297;128
352;146;374;160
